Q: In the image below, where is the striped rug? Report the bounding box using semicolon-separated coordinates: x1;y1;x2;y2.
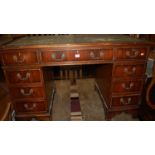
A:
70;79;83;121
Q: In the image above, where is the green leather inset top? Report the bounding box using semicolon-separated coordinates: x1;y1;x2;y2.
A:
3;34;154;47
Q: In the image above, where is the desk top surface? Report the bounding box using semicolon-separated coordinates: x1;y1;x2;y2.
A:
1;35;154;49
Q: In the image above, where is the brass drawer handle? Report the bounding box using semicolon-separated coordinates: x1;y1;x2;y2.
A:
90;51;104;59
24;103;36;110
121;82;134;90
13;53;25;63
20;88;33;96
17;72;31;81
120;97;132;105
126;50;139;58
51;52;65;61
124;67;136;75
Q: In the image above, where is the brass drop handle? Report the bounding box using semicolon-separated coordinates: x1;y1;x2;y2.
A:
120;97;132;105
13;53;25;63
90;51;104;59
24;103;36;110
17;72;31;81
124;67;136;75
20;88;33;96
121;82;134;90
126;50;139;58
51;52;65;61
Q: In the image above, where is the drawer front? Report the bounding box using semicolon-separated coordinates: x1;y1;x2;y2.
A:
111;95;140;107
10;86;44;99
5;69;42;84
41;50;79;62
116;48;147;60
14;101;47;113
112;80;143;93
113;63;146;78
2;50;38;65
84;49;113;60
41;48;113;63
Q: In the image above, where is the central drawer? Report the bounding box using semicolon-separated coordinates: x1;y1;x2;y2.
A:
5;69;42;84
40;48;113;63
10;86;44;99
85;49;113;60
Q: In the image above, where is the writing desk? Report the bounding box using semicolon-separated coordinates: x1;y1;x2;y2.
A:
0;35;154;120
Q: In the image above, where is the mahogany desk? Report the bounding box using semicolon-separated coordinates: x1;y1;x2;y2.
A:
0;35;154;120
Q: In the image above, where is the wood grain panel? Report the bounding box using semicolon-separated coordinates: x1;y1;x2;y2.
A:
14;101;47;113
116;48;148;60
2;49;38;66
112;79;143;93
113;63;146;78
5;69;42;84
10;86;44;99
111;95;140;107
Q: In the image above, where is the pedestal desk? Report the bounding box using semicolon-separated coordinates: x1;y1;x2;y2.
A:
0;35;154;120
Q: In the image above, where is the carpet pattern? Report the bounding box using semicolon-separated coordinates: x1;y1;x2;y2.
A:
70;80;83;121
52;80;71;121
